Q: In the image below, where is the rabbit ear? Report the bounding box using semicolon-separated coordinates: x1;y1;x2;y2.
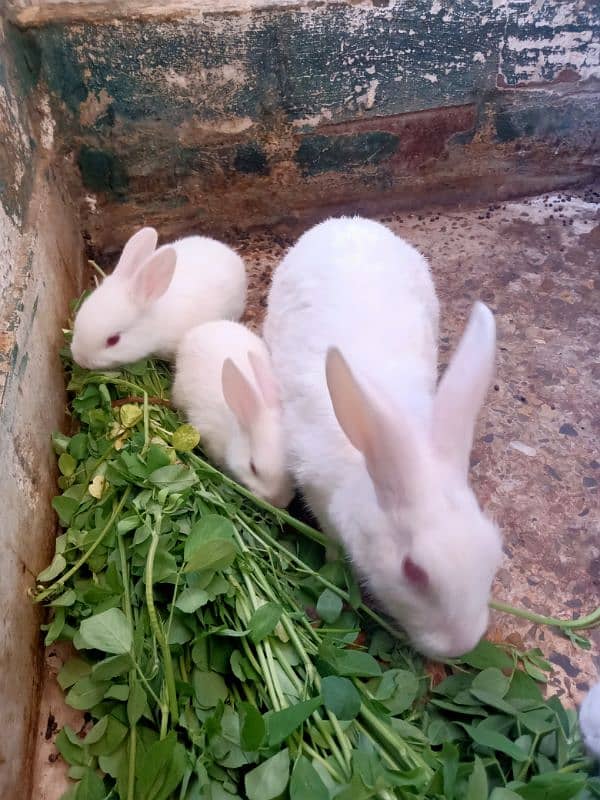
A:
432;302;496;477
222;358;261;432
326;347;418;509
133;247;177;306
113;227;158;279
248;350;279;408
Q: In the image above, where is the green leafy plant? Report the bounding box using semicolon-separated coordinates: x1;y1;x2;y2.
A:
36;347;600;800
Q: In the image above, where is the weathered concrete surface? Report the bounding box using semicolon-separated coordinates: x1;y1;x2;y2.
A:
6;0;599;251
0;20;85;799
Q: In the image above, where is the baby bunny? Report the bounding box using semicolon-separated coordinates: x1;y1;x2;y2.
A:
172;320;294;508
580;682;600;759
71;227;247;369
264;215;503;659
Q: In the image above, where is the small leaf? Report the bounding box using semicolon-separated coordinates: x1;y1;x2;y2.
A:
119;404;143;428
321;675;361;720
462;723;529;761
267;696;322;746
290;756;329;800
466;757;488;800
184;515;236;560
249;602;283;644
79;608;133;655
50;589;77;607
172;424;200;452
240;703;266;751
459;640;514;670
37;553;66;582
127;682;147;726
92;654;132;682
316;589;343;624
58;658;91;690
74;769;106;800
149;464;198;493
58;452;77;477
84;716;109;745
193;670;228;708
245;748;290;800
52;495;80;526
175;587;209;613
471;667;511;698
66;677;109;711
183;539;237;574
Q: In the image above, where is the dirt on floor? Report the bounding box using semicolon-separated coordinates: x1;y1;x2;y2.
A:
32;187;600;799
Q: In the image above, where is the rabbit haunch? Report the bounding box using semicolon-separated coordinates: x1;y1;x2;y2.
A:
264;215;503;659
172;320;294;508
71;227;247;369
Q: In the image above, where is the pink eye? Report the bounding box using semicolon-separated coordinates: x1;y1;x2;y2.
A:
106;334;120;347
403;556;429;590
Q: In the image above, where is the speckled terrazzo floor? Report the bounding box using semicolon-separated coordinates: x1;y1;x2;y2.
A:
33;188;599;799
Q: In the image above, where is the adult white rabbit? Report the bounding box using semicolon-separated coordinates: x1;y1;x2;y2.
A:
264;215;503;658
172;320;294;508
71;227;247;369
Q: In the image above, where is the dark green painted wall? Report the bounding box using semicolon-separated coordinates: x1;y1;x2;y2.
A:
5;0;599;243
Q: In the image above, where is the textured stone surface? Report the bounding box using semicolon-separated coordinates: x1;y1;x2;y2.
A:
0;20;84;799
5;0;598;249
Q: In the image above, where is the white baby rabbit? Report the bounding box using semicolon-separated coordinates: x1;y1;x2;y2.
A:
264;215;503;659
71;227;247;369
580;682;600;759
172;320;294;508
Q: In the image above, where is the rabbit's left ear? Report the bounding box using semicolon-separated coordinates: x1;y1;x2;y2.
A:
325;347;421;510
133;247;177;307
431;302;496;477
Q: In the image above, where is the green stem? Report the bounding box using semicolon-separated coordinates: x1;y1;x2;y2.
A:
142;391;150;455
118;532;137;800
359;703;431;776
34;488;131;603
145;514;178;726
490;599;600;631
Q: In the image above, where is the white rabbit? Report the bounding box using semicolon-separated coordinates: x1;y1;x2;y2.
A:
264;215;503;659
71;227;247;369
580;682;600;759
172;320;294;508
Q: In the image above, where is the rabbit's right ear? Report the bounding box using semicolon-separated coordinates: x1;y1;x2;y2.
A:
113;227;158;279
222;359;260;433
133;246;177;306
325;347;419;509
431;302;496;478
248;351;279;408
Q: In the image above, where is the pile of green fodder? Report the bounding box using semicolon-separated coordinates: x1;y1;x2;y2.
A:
35;350;598;800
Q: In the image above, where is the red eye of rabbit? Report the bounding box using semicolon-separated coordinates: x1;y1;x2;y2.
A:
106;334;121;347
403;556;429;590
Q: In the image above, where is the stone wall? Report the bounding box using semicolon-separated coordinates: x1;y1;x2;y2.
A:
5;0;599;259
0;18;84;798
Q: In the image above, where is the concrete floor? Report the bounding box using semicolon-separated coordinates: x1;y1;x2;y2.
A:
33;188;599;798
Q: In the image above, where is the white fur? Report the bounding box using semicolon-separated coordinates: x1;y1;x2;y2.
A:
172;320;294;508
264;215;503;658
580;682;600;759
71;228;247;369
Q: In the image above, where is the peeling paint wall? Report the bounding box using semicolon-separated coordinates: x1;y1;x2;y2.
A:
0;19;84;798
5;0;598;251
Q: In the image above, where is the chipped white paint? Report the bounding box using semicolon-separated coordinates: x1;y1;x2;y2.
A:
423;72;438;82
473;51;485;63
503;17;599;82
430;0;442;14
356;78;379;109
37;94;55;150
